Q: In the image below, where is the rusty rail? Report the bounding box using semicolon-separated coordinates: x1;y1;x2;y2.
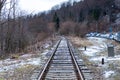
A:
37;40;61;80
67;40;85;80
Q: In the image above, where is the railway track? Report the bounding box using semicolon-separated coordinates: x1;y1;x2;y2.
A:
32;37;94;80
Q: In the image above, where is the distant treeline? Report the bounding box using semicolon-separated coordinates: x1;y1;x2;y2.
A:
0;0;119;54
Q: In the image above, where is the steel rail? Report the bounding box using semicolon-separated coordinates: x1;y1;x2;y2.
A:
37;40;61;80
67;40;85;80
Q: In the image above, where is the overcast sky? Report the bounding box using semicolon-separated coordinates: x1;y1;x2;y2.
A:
18;0;80;14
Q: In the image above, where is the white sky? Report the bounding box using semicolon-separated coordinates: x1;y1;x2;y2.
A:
18;0;71;14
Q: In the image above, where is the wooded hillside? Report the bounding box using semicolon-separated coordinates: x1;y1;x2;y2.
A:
0;0;119;55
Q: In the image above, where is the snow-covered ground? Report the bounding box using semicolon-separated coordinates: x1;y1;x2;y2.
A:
0;43;51;73
86;32;120;41
0;51;47;73
79;37;120;79
80;37;107;56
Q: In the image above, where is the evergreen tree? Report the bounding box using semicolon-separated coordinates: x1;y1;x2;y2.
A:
92;7;101;21
53;12;60;32
79;10;84;22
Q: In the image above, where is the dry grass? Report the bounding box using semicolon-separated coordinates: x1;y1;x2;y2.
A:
0;65;38;80
113;75;120;80
68;36;93;47
69;36;120;80
68;36;106;79
0;36;58;80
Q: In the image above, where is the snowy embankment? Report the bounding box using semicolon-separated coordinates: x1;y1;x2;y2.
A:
79;37;120;79
0;42;51;73
0;54;41;72
86;32;120;41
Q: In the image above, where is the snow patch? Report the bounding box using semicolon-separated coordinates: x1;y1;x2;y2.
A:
79;37;119;79
90;55;120;62
0;57;41;72
90;56;107;62
80;37;107;57
19;54;33;58
0;49;49;72
104;71;114;78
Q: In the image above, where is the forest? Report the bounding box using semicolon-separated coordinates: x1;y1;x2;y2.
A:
0;0;120;55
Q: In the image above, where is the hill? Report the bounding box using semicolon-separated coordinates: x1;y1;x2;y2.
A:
0;0;120;54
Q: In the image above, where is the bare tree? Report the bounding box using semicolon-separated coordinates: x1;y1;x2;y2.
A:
0;0;6;16
0;0;7;54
